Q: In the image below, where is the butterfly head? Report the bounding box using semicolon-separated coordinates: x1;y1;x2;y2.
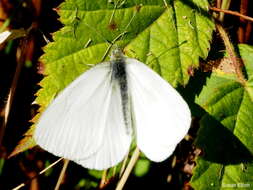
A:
110;47;125;62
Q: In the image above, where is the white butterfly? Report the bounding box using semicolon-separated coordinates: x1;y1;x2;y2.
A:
0;30;11;44
34;48;191;170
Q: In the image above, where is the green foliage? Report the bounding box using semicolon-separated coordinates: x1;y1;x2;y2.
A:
88;170;103;179
44;160;54;177
134;159;151;177
191;44;253;190
13;0;214;157
75;178;97;189
0;159;5;176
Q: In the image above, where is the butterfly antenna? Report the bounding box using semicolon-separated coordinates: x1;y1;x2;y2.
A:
84;38;92;48
147;40;188;66
101;31;128;61
83;22;111;45
108;0;121;24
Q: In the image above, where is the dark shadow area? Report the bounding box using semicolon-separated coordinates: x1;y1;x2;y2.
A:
177;67;211;118
124;155;188;190
196;114;253;164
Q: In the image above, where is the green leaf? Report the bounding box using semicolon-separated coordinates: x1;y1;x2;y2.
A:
88;170;103;179
134;159;151;177
44;160;54;177
0;158;5;175
74;178;98;189
191;44;253;190
14;0;214;156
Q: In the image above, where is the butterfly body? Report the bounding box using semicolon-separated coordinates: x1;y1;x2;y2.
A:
34;48;191;170
110;49;132;134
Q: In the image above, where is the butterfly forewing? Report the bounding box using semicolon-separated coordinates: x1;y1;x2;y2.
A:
126;58;191;162
35;62;131;166
74;81;132;169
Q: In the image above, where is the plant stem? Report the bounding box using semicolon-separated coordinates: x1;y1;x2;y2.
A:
116;147;140;190
216;23;246;84
238;0;249;43
219;0;231;22
54;159;69;190
12;158;64;190
209;7;253;23
99;169;108;189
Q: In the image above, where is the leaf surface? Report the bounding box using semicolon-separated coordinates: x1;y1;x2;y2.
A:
191;44;253;190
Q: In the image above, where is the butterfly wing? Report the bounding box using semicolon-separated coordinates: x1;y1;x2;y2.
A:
0;30;11;43
34;62;131;169
75;84;131;169
126;58;191;162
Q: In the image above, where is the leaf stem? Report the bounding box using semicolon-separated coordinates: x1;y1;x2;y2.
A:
216;23;246;84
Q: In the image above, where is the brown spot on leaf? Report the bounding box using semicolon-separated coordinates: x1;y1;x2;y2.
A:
187;65;194;76
108;20;118;31
135;4;142;12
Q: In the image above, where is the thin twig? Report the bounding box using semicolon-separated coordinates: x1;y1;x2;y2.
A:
12;158;64;190
210;7;253;22
54;159;69;190
0;46;24;146
115;147;140;190
119;155;128;177
99;169;108;189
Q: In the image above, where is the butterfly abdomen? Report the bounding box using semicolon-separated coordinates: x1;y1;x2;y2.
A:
111;56;131;134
